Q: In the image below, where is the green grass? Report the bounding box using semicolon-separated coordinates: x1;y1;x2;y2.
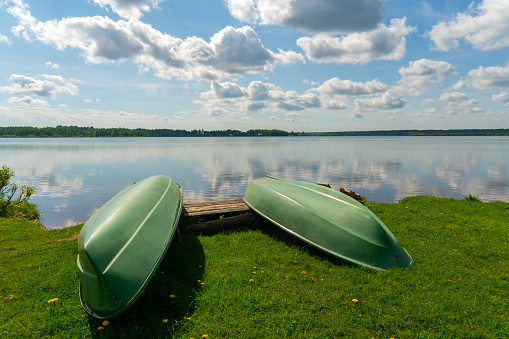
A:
1;196;508;338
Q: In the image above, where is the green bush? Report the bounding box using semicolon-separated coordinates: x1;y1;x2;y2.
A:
0;165;40;219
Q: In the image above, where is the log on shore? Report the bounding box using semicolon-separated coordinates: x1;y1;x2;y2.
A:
185;213;254;233
182;199;249;217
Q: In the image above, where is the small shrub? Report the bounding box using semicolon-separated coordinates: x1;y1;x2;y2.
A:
463;194;481;202
0;165;40;219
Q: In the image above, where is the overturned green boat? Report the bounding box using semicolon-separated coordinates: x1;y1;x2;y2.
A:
244;176;413;270
77;175;183;319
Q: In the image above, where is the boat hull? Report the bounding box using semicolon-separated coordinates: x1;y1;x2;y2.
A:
77;175;183;319
243;176;413;270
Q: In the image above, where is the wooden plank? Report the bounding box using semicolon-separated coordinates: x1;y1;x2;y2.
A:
185;213;254;233
182;199;250;216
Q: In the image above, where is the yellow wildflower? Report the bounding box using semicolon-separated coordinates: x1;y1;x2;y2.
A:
201;282;205;285
198;280;201;283
98;326;104;330
170;294;176;298
301;271;306;274
47;298;58;303
352;299;358;302
202;335;208;338
249;279;254;282
163;319;168;323
102;320;110;326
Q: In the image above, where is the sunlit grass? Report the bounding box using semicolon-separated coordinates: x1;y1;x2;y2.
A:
1;196;508;338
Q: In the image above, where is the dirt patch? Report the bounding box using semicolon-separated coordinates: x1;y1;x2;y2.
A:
46;233;79;243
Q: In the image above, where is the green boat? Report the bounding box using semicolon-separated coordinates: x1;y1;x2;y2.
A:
77;175;183;319
243;176;413;270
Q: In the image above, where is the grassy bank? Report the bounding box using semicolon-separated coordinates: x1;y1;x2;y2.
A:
1;196;508;338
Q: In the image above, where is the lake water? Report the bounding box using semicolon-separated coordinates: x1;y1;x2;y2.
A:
1;136;508;229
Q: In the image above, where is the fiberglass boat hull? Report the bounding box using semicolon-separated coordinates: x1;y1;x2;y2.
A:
243;176;413;270
77;175;183;319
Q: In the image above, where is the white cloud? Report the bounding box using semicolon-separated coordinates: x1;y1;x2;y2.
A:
8;95;49;106
421;98;436;105
314;78;387;96
297;18;415;64
92;0;162;20
355;92;405;110
199;80;321;116
467;63;509;89
247;81;270;100
226;0;385;34
396;59;458;96
6;1;303;81
0;34;11;44
324;100;347;110
438;92;472;102
46;61;60;69
492;92;509;102
427;0;509;51
210;81;246;98
0;74;79;97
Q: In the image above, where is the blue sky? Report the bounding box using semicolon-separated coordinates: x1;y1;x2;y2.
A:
0;0;508;131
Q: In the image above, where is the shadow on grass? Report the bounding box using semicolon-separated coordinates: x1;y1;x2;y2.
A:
252;214;357;270
87;233;205;338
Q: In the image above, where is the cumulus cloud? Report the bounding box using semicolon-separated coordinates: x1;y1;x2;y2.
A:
438;92;472;102
467;63;509;89
355;92;405;110
297;18;415;64
421;98;436;105
324;100;347;110
0;74;79;97
492;92;509;103
0;34;11;44
8;95;49;106
225;0;385;34
45;61;60;69
92;0;162;20
6;1;303;81
427;0;509;51
211;81;246;98
396;59;458;96
199;80;321;116
313;78;387;96
247;81;270;100
439;91;480;115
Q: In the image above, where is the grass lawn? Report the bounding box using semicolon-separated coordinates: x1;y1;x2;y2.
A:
1;196;508;338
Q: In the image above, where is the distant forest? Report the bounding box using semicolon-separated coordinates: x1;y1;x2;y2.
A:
1;126;509;138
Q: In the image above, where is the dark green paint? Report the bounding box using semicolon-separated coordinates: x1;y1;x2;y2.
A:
77;175;183;319
244;176;413;270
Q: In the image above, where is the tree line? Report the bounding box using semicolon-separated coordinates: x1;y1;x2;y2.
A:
0;126;508;138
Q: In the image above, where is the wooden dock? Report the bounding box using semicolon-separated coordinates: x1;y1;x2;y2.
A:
182;199;253;233
182;198;250;217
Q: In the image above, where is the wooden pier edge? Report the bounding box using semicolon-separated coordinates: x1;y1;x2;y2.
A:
182;198;252;233
182;198;249;217
185;213;254;233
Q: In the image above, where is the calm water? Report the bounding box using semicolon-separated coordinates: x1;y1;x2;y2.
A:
1;136;508;229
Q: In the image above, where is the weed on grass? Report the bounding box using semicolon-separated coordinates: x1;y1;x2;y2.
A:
1;196;508;338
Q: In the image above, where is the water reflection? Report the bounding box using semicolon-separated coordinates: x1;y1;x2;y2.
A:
1;136;508;229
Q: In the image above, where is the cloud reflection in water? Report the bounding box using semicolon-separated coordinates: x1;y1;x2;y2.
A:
1;136;507;229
